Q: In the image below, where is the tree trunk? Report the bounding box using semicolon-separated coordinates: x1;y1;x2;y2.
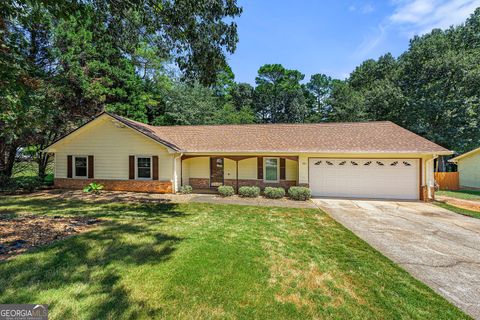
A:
37;152;51;180
0;140;17;185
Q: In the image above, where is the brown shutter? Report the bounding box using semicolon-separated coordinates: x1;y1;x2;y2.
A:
67;155;73;178
280;158;286;180
257;157;263;180
129;155;135;179
88;155;94;178
152;156;158;180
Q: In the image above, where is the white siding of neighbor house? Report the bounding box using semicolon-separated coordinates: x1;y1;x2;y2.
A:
458;152;480;188
51;115;174;181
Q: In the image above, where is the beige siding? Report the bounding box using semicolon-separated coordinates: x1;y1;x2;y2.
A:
186;157;210;178
53;116;173;180
458;153;480;188
238;158;258;179
286;159;297;181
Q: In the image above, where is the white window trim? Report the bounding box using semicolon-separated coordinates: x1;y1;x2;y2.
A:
135;155;153;180
73;155;88;179
264;157;280;183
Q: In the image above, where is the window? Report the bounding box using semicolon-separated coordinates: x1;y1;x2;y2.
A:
74;156;87;178
264;158;279;182
136;157;152;179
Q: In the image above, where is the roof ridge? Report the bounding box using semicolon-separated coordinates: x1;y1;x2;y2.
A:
105;112;393;128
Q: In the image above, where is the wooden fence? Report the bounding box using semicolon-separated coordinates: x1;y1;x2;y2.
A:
435;172;459;190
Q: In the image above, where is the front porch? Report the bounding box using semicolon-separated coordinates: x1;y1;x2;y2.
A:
181;155;299;192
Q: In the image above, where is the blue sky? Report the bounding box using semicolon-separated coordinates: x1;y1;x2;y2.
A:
228;0;480;84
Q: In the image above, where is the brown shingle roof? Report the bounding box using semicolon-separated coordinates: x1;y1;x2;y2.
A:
108;113;450;154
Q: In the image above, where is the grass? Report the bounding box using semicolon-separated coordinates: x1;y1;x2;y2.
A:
434;201;480;219
436;189;480;201
0;195;469;320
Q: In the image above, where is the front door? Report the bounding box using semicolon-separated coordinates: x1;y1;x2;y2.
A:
210;157;224;187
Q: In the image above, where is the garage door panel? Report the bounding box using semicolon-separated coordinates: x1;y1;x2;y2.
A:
309;158;419;200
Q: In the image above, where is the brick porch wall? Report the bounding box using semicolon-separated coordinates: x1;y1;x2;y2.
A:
224;179;297;190
187;178;298;190
189;178;210;189
55;178;173;193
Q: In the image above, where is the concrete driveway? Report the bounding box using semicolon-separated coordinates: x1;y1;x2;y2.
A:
313;198;480;319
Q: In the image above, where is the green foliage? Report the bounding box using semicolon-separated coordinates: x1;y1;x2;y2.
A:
43;174;54;186
288;187;312;201
218;185;235;197
180;185;193;194
238;186;260;198
157;83;219;125
263;187;285;199
214;104;256;124
83;182;104;194
254;64;309;123
1;0;242;180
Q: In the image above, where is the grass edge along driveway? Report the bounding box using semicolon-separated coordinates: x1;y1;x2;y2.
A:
0;195;470;320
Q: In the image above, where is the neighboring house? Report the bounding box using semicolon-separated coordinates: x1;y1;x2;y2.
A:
45;112;451;200
449;147;480;189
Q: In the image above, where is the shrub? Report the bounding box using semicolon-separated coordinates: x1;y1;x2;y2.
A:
43;174;54;186
218;185;235;197
180;185;193;194
83;182;104;194
263;187;285;199
288;186;311;201
238;186;260;198
14;177;41;193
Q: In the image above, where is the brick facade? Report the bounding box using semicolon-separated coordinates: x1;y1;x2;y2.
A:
55;178;173;193
189;178;210;189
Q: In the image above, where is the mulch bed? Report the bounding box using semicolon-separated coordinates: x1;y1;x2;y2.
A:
0;214;101;261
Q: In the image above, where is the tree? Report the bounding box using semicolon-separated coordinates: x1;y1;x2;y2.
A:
304;73;334;122
230;83;254;111
327;81;366;122
213;104;256;124
157;82;219;125
0;0;243;183
254;64;308;123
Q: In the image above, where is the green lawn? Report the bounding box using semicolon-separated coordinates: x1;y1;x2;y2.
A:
434;201;480;219
436;189;480;201
0;195;468;320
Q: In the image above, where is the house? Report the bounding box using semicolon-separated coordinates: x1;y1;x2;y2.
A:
449;147;480;189
45;112;452;200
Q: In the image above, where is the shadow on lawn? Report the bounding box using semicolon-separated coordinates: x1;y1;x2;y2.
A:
0;200;185;318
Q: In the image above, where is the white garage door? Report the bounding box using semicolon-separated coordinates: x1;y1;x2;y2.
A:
309;158;419;200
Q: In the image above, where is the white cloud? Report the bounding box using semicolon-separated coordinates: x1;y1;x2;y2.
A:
361;3;375;13
349;2;375;14
354;0;480;57
390;0;480;35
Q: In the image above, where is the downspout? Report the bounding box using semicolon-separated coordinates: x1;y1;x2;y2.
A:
173;153;183;193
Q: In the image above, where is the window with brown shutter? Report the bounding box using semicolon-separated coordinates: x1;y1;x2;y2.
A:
152;156;158;180
257;157;263;180
88;155;94;178
280;158;286;180
129;155;135;179
67;155;73;178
